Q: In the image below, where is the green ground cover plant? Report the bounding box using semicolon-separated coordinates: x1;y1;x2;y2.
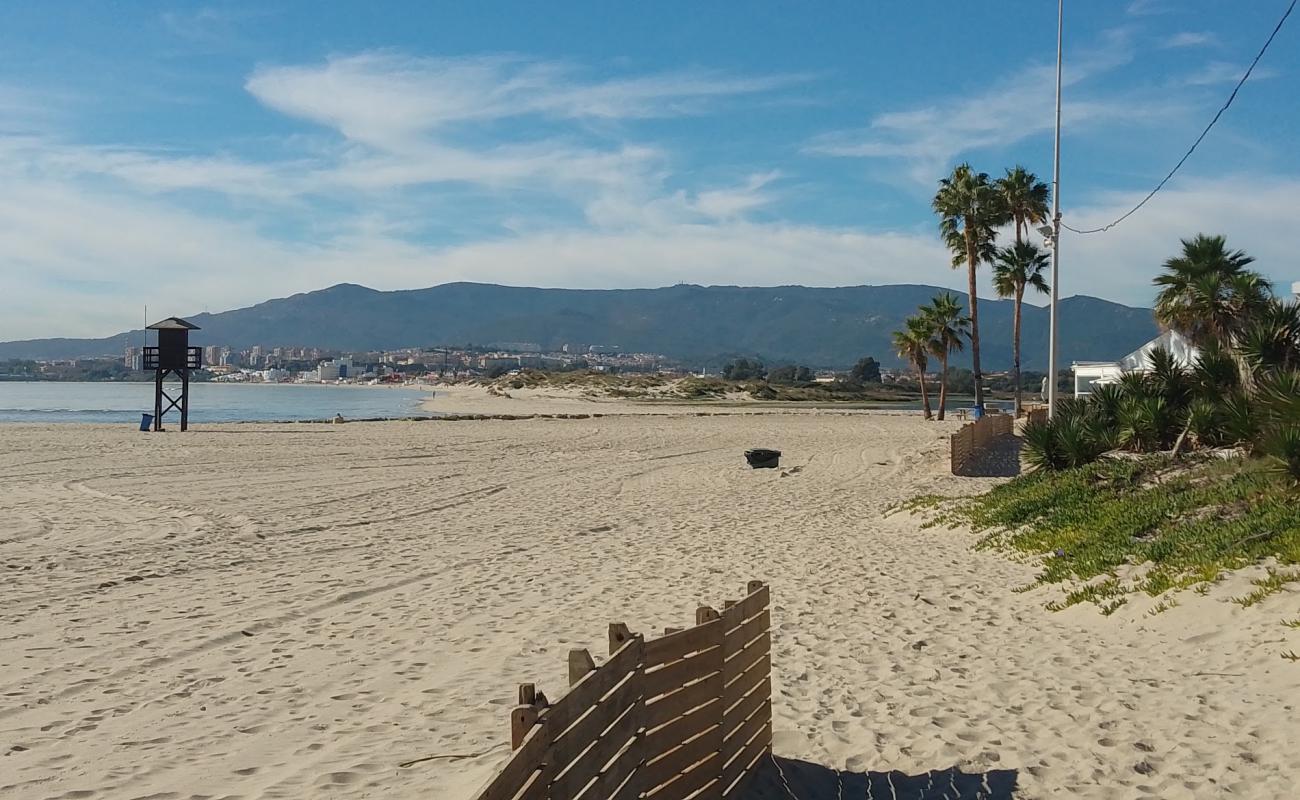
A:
906;455;1300;612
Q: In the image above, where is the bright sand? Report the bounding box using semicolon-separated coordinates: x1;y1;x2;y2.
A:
2;397;1298;799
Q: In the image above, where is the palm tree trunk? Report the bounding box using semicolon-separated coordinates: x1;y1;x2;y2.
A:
937;352;948;420
918;365;932;420
965;229;984;411
1012;285;1024;416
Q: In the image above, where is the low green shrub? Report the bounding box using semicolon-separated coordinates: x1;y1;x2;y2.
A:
913;456;1300;610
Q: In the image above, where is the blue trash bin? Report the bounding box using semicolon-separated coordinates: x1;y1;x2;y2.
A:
140;413;154;432
971;405;984;420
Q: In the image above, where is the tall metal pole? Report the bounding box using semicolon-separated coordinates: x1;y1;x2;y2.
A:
1048;0;1064;419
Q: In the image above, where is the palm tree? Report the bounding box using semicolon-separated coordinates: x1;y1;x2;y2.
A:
893;315;933;420
933;163;1008;412
922;293;971;420
993;241;1051;415
1235;298;1300;381
995;166;1050;244
1153;234;1272;347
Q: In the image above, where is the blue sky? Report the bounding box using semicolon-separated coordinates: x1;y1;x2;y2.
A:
2;1;1298;339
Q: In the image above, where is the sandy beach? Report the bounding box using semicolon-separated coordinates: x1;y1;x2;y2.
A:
2;405;1298;799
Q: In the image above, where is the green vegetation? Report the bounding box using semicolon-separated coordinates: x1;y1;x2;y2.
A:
767;364;814;385
1023;236;1300;482
932;164;1049;411
482;368;918;404
892;293;974;421
892;314;934;419
721;357;766;381
993;241;1051;415
922;293;971;421
487;369;670;397
1231;569;1300;608
848;356;882;384
904;232;1300;615
909;455;1300;611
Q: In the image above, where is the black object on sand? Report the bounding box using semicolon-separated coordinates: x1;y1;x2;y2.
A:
745;449;782;469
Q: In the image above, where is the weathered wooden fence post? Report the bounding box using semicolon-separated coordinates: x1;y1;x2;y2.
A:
472;582;772;800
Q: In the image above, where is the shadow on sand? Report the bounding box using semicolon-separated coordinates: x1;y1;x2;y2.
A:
740;756;1018;800
956;434;1023;478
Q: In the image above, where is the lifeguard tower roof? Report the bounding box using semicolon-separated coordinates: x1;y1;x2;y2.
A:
146;317;201;331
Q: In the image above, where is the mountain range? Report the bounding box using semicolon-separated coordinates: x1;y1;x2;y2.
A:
0;282;1160;370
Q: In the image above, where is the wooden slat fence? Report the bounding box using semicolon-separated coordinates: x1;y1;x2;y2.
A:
472;581;773;800
950;412;1014;475
1024;406;1048;426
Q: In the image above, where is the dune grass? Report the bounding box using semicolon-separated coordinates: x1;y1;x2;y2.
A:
907;455;1300;612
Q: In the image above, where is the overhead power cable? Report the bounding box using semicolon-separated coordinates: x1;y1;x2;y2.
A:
1062;0;1296;235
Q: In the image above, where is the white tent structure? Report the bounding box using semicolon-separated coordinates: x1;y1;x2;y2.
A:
1071;330;1200;398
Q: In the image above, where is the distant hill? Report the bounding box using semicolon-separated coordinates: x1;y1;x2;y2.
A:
0;282;1159;370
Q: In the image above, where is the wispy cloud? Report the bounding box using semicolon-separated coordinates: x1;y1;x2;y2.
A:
1;53;808;221
238;53;805;213
1126;0;1171;16
691;171;782;220
0;83;72;135
1181;60;1276;86
0;168;963;339
0;53;821;338
245;54;806;148
2;38;1295;343
1161;31;1217;49
13;167;1299;341
803;29;1156;185
1063;176;1300;302
159;6;275;53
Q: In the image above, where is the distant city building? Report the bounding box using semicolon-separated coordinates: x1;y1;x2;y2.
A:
123;346;142;370
249;345;264;366
491;342;541;353
204;345;222;366
313;355;352;382
518;354;567;369
478;355;519;371
588;345;620;355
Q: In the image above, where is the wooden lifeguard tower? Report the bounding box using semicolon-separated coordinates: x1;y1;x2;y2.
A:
144;317;202;431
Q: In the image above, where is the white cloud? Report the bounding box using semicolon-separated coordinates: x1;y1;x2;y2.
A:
4;46;1298;344
1161;31;1217;49
5;160;1300;341
1061;176;1300;303
1180;61;1276;86
0;51;832;340
1126;0;1170;16
0;84;71;135
245;53;804;148
803;29;1161;185
691;172;782;220
0;53;802;220
0;169;963;339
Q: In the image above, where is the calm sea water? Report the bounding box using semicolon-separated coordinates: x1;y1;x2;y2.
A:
0;382;434;424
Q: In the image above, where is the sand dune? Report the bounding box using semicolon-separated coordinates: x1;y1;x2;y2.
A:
1;412;1297;799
